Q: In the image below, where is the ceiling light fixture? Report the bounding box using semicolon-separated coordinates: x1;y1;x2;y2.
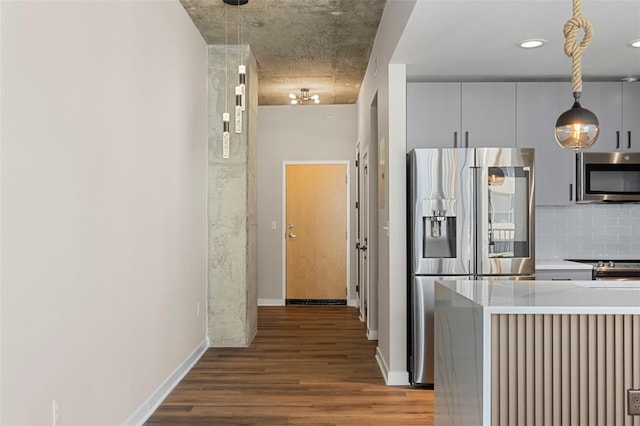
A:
628;39;640;48
555;0;599;150
518;39;546;49
222;0;248;134
222;2;230;159
289;88;320;105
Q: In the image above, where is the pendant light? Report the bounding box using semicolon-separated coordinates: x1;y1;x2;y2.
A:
228;0;247;132
222;113;230;158
239;65;246;111
222;2;230;159
235;86;243;133
237;2;246;112
555;0;599;150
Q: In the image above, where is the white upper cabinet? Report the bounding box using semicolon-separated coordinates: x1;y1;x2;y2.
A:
580;82;640;152
516;82;575;206
622;83;640;151
406;82;516;151
461;83;516;148
407;83;461;151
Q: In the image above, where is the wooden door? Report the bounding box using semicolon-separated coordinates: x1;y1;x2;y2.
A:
286;164;347;301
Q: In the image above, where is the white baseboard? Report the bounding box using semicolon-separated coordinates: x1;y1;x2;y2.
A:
124;337;209;426
258;298;285;306
367;328;378;340
348;298;358;307
375;347;410;386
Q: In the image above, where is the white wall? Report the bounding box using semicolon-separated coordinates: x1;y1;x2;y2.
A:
0;1;208;424
357;0;417;385
257;105;357;304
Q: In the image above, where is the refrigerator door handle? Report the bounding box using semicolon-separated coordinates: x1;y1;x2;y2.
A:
471;165;480;275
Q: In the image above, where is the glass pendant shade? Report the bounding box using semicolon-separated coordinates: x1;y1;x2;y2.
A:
555;98;600;150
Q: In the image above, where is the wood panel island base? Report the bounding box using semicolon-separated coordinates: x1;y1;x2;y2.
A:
434;280;640;426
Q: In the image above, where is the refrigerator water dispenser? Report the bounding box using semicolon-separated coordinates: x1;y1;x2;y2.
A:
422;200;456;258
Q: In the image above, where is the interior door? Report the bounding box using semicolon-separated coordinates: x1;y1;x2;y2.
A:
285;164;347;301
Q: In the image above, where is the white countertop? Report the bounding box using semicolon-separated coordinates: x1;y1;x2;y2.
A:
436;279;640;314
535;260;593;270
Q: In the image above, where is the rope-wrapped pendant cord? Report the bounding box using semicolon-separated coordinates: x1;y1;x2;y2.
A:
563;0;594;93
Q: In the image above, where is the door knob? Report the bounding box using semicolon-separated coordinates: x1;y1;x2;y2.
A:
288;233;297;239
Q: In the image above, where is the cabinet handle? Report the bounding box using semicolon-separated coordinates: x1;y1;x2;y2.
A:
616;131;620;149
465;131;469;148
569;183;573;202
453;131;458;148
628;131;632;149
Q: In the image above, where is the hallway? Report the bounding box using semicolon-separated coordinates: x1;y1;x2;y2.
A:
145;306;433;425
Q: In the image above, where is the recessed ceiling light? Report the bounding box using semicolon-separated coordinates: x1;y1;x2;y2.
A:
518;39;546;49
628;39;640;48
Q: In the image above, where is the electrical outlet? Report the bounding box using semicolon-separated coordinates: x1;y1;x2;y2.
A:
52;398;61;425
629;389;640;416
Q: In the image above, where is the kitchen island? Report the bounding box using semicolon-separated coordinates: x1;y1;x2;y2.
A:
434;279;640;426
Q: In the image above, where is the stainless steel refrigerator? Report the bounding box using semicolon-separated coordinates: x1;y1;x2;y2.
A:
407;147;535;386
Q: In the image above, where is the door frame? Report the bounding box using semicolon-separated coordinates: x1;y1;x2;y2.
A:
282;161;351;304
359;147;368;322
355;141;362;313
361;145;375;338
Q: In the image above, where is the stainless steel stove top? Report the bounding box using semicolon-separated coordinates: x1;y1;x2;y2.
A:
566;259;640;279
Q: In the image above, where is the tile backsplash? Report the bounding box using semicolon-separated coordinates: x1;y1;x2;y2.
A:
536;204;640;260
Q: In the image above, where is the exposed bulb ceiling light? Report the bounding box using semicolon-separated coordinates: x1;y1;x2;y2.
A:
518;39;546;49
289;88;320;105
555;0;599;150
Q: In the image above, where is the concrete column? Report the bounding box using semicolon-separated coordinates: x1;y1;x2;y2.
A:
207;45;257;346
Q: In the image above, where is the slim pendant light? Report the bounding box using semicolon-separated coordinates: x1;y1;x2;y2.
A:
555;0;599;150
238;2;246;111
222;2;230;158
239;65;246;111
222;113;230;159
235;86;243;133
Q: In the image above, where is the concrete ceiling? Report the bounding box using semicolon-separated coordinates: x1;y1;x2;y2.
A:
181;0;640;106
180;0;386;105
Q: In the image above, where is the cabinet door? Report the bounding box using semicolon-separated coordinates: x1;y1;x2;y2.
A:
581;82;623;151
516;82;575;206
406;82;461;151
462;83;516;148
622;83;640;151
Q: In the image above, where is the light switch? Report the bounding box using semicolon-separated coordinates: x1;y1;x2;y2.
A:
271;221;277;230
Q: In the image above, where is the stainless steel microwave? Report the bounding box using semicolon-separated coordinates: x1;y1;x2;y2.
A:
576;152;640;203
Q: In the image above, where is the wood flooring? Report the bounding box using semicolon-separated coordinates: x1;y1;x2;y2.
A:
145;306;434;425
